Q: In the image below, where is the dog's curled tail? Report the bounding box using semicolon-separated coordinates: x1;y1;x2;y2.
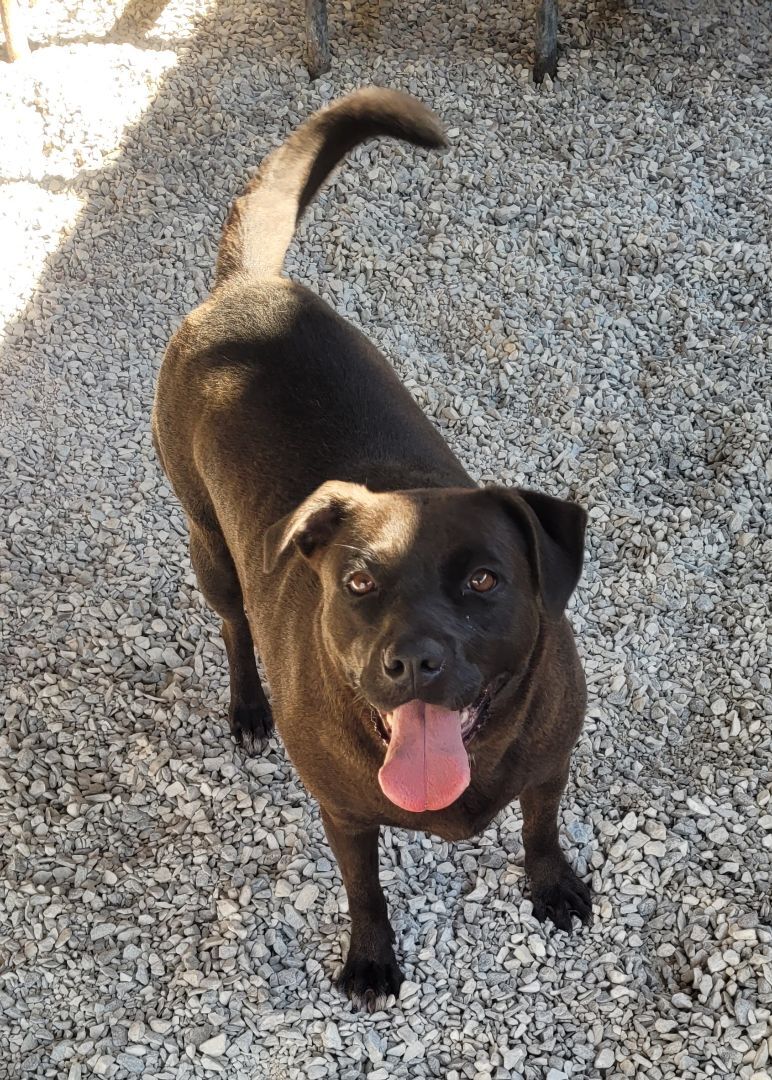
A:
214;88;446;287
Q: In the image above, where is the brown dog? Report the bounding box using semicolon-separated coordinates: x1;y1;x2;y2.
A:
152;88;591;1010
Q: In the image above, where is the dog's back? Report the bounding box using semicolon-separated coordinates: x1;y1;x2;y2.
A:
152;90;459;539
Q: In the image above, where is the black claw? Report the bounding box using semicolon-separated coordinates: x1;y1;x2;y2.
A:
230;702;273;755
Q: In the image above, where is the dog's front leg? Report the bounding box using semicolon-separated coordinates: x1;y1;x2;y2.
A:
520;763;592;930
321;808;403;1010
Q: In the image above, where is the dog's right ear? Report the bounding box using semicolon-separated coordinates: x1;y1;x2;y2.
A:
262;481;366;573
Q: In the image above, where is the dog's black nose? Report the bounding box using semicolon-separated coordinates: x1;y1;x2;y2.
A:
382;638;446;692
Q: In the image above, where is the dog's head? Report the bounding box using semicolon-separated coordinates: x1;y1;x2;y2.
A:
264;482;586;814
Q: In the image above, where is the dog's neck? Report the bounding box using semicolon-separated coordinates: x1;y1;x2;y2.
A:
338;460;474;495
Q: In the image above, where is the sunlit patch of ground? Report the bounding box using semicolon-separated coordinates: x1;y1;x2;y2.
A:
0;0;214;333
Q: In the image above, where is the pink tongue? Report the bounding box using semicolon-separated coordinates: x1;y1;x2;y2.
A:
378;701;471;813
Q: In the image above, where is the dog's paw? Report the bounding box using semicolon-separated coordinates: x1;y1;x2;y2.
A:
230;702;273;755
532;867;592;932
338;950;404;1012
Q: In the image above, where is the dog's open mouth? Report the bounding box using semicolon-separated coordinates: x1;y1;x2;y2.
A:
370;677;507;815
372;683;494;748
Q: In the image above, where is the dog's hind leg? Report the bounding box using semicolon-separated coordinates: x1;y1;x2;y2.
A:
188;520;273;753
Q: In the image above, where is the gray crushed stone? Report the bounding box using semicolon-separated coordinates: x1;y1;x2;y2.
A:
1;0;771;1078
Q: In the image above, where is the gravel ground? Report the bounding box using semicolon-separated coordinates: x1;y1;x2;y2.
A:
1;0;771;1078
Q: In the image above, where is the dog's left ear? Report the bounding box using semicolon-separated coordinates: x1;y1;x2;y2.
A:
493;488;587;618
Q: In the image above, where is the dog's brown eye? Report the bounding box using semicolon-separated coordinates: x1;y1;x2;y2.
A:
468;569;497;593
347;571;376;595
